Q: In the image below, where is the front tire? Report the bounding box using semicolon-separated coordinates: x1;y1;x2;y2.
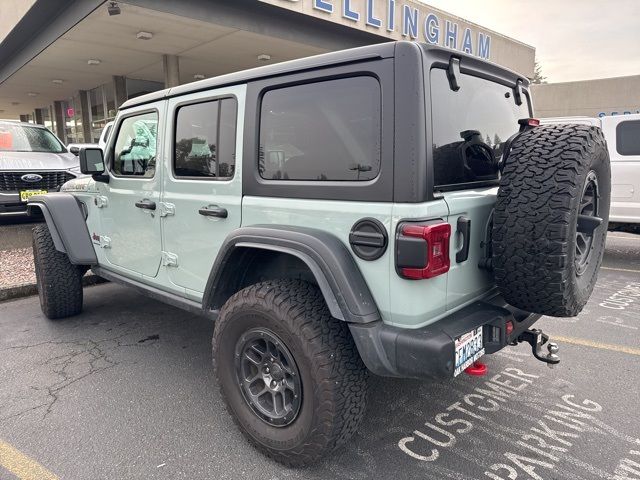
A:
213;280;367;467
32;225;84;319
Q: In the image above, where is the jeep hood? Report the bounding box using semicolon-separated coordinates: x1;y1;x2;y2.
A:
0;151;79;171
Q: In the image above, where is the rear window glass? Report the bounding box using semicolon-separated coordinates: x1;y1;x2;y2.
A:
430;68;530;188
616;120;640;156
0;124;64;153
259;76;381;181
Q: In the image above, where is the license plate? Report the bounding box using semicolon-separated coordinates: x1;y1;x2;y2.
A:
454;327;485;377
20;190;47;202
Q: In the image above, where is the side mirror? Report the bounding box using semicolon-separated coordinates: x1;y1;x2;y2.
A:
79;147;105;175
69;146;80;156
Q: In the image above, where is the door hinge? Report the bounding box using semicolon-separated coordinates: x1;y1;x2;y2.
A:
95;195;109;208
159;202;175;217
99;235;111;248
161;251;178;267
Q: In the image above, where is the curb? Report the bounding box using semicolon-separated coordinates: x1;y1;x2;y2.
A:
0;275;107;303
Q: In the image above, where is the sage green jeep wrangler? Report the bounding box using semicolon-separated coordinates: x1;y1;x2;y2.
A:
28;42;611;466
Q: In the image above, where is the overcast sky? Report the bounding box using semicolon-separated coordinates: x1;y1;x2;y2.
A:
422;0;640;83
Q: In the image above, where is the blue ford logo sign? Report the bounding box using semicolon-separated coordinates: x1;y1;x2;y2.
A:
21;173;43;183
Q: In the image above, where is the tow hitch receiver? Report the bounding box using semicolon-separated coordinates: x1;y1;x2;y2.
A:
517;329;560;365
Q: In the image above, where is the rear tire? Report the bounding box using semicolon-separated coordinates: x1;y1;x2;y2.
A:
213;279;367;467
32;225;84;319
493;124;611;317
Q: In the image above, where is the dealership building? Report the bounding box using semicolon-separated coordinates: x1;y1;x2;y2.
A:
0;0;538;144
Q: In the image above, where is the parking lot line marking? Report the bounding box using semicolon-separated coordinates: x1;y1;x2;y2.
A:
600;266;640;274
0;439;59;480
553;335;640;357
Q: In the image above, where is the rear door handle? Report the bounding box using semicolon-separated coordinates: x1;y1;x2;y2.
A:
135;199;156;210
198;205;228;218
456;216;471;263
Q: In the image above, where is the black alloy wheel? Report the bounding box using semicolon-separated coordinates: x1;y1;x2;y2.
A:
575;171;601;275
234;328;302;427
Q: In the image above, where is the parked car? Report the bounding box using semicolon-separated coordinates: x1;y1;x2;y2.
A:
98;120;113;151
541;114;640;233
0;121;82;217
28;42;610;466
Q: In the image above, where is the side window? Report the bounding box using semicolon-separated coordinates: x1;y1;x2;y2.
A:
112;112;158;177
259;76;381;181
430;68;531;188
174;97;237;179
616;120;640;156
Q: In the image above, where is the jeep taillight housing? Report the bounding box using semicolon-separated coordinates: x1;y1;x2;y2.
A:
396;222;451;279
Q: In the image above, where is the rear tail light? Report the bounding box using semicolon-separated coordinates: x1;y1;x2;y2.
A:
396;221;451;279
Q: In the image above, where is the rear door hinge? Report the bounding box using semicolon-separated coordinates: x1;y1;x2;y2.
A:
95;195;109;208
161;251;178;267
159;202;175;217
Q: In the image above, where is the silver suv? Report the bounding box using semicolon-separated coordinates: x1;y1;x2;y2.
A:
0;121;81;217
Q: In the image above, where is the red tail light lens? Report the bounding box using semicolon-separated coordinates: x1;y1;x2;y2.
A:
397;222;451;279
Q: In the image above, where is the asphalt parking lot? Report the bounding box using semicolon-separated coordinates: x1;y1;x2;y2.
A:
0;233;638;480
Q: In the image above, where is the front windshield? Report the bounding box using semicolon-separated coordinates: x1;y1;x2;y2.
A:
0;124;65;153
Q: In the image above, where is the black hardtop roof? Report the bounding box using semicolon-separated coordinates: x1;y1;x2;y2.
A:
121;42;397;110
120;41;527;110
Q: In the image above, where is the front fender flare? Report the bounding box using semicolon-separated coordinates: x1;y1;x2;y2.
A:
27;193;97;265
202;226;381;324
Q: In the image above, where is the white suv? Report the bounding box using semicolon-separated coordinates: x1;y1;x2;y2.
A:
542;114;640;233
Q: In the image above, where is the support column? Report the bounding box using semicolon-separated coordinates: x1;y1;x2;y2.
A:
19;114;29;123
53;101;65;142
162;54;180;88
113;75;127;107
79;90;91;142
34;108;44;125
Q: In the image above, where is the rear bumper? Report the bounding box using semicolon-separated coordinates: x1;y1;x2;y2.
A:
349;293;541;380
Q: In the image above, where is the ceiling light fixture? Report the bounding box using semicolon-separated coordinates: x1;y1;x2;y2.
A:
87;59;101;65
52;79;63;84
257;54;271;61
11;102;20;106
107;2;121;16
136;31;153;40
193;74;205;80
27;92;38;97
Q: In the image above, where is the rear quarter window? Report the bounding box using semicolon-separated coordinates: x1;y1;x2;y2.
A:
430;68;531;189
258;76;381;181
616;120;640;156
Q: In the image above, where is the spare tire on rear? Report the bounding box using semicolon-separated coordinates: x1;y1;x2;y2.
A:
492;124;611;317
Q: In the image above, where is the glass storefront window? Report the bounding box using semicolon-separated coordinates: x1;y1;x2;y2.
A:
89;86;106;142
126;78;163;99
103;81;117;121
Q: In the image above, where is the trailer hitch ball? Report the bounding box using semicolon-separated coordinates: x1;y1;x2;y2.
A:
517;329;561;366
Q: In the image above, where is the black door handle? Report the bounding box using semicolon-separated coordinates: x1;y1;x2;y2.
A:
456;216;471;263
198;205;228;218
135;199;156;210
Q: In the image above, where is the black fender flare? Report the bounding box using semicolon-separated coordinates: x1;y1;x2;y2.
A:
27;192;97;265
202;226;381;324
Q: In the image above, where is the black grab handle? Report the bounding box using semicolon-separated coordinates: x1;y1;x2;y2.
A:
456;216;471;263
198;205;228;218
135;199;156;210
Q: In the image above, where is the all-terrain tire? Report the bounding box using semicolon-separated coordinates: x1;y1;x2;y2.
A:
32;224;84;319
212;279;368;467
493;124;611;317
